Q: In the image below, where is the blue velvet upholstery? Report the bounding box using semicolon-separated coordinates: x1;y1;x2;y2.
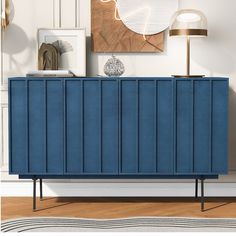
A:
8;77;228;179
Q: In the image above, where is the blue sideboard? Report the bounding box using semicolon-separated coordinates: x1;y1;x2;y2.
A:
8;77;229;211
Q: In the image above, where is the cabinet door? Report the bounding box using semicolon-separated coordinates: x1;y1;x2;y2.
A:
10;79;64;174
120;79;174;174
65;79;119;174
176;79;228;174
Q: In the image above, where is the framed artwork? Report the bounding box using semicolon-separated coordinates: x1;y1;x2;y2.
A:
38;29;86;76
91;0;178;53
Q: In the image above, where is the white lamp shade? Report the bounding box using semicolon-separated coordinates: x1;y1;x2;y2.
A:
169;9;208;36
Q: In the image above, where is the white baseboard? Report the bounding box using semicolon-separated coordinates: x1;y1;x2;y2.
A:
1;182;236;197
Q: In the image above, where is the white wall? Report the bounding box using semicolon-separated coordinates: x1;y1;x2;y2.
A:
1;0;236;196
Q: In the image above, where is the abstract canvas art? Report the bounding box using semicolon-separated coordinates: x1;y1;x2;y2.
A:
91;0;178;52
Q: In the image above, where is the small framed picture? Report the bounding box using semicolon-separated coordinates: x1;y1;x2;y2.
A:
38;28;86;76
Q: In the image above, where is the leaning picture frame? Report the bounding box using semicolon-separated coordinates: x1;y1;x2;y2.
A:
38;28;86;76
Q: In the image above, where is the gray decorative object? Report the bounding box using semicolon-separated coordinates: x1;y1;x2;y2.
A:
104;55;125;77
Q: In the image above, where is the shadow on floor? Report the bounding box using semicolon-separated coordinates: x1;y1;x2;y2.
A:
52;197;236;203
33;197;236;212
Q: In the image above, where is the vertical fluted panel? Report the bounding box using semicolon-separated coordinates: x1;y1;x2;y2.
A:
176;80;193;173
193;80;211;172
154;80;158;173
99;80;102;173
65;80;83;173
101;80;119;173
81;80;84;172
28;80;45;173
121;80;137;173
9;80;27;173
83;80;100;173
157;80;173;173
44;80;47;173
211;80;228;173
138;80;155;173
46;80;63;173
26;80;29;173
118;80;121;174
136;80;139;173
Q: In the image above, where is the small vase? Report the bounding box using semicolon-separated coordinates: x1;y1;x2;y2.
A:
103;55;125;77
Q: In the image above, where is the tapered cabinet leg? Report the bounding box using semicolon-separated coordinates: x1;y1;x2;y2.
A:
33;178;37;211
195;179;198;198
201;178;204;212
40;179;43;200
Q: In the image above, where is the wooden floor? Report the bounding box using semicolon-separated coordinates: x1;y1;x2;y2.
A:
1;197;236;220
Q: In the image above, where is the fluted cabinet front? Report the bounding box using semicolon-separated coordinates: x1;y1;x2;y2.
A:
65;79;119;174
9;77;228;177
120;79;173;174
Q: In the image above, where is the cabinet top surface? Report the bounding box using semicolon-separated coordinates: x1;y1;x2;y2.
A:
9;77;229;81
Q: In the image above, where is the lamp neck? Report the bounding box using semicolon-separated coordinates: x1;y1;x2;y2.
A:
187;37;190;76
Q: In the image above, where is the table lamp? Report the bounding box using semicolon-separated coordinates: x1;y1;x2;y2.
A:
169;9;208;77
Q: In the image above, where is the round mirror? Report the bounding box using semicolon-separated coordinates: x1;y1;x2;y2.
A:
117;0;178;35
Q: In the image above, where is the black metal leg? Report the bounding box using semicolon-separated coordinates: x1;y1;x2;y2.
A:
195;179;198;198
40;179;43;200
33;178;37;211
201;178;204;212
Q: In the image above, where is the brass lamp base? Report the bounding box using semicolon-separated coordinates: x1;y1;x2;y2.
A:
172;75;205;78
171;37;205;79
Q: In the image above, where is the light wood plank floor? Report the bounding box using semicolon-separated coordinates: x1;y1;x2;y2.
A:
1;197;236;220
